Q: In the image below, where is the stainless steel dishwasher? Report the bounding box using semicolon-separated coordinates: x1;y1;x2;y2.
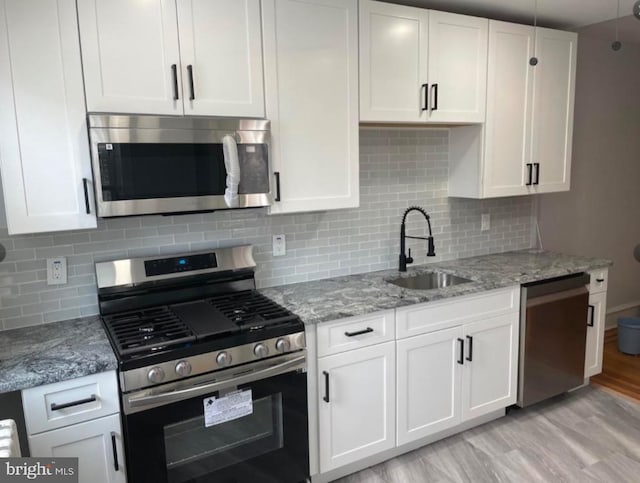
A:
517;273;591;408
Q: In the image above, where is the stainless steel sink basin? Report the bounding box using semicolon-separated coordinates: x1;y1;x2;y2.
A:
387;272;472;290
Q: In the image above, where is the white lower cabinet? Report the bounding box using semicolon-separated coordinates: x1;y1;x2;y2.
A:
397;326;462;445
585;290;607;378
317;342;395;473
461;313;518;420
28;414;126;483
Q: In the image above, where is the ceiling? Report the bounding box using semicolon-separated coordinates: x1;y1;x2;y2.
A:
387;0;640;29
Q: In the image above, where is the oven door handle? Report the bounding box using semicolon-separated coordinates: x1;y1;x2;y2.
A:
125;354;306;412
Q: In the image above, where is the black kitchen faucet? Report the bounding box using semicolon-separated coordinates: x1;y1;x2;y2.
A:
399;206;435;272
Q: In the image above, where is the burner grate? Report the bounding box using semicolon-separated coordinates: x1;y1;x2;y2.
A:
208;291;297;329
103;306;195;355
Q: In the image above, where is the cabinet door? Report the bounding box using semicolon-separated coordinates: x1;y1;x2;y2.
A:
462;313;518;421
396;327;463;446
585;291;607;378
77;0;182;115
263;0;359;214
0;0;97;235
483;20;534;198
530;28;577;194
177;0;264;117
28;414;126;483
427;11;488;123
318;342;395;472
359;0;428;122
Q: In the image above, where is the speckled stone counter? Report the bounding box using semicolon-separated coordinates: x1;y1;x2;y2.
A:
0;315;116;394
261;250;612;325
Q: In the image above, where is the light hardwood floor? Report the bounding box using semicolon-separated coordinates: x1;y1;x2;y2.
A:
591;328;640;401
335;386;640;482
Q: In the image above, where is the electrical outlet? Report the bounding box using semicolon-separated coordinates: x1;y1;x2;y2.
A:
273;235;286;257
481;213;491;232
47;257;67;285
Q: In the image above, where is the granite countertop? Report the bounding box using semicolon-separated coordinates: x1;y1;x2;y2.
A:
261;250;612;325
0;315;117;394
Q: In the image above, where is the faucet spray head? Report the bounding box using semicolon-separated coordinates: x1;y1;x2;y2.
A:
427;236;436;257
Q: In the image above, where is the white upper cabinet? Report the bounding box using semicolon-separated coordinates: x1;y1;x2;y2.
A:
78;0;265;117
0;0;97;235
176;0;265;117
359;1;427;122
263;0;359;214
359;1;488;124
449;22;577;199
77;0;183;115
427;11;488;123
530;27;577;194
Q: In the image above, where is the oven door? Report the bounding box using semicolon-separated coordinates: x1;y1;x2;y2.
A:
89;125;271;217
122;353;308;483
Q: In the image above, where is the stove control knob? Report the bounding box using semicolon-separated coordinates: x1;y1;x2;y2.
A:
253;343;269;358
275;338;291;353
147;367;165;384
216;352;231;367
175;360;192;377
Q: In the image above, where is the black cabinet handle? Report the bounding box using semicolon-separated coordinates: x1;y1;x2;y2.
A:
596;277;605;283
466;335;473;362
110;432;119;472
526;163;533;186
431;83;439;111
457;338;464;365
344;327;373;337
50;394;97;411
533;163;540;185
187;64;195;100
274;172;281;202
322;371;330;403
588;304;595;327
421;83;429;111
82;178;91;214
171;64;179;100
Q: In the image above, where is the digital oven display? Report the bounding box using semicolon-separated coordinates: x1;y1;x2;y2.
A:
144;253;218;276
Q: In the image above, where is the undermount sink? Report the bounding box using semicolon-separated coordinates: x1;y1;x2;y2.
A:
387;272;472;290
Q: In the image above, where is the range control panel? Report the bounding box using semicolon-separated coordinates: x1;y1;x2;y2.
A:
145;253;218;276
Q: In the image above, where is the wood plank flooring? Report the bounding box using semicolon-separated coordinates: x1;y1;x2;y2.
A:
335;387;640;483
591;328;640;401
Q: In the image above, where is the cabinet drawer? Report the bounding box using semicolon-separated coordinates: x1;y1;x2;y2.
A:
317;310;395;357
396;287;519;339
22;371;119;435
589;268;608;294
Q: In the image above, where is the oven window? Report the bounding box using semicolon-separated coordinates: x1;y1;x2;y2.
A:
163;393;283;483
98;143;227;201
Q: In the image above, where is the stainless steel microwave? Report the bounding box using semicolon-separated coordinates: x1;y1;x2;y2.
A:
87;114;271;217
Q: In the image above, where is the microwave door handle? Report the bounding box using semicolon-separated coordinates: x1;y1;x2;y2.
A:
126;354;306;410
223;134;240;208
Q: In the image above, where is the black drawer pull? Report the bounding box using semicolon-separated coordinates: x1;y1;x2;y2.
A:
322;371;330;403
50;394;97;411
596;278;605;283
111;432;120;471
526;163;533;186
533;162;540;185
421;83;429;111
344;327;373;337
82;178;91;214
431;83;439;111
466;335;473;362
274;172;281;202
187;64;195;100
457;338;464;365
171;64;179;100
588;304;595;327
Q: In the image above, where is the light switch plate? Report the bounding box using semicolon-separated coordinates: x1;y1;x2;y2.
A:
47;257;67;285
273;235;286;257
481;213;491;232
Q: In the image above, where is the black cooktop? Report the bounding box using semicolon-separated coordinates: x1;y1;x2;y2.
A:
102;290;300;362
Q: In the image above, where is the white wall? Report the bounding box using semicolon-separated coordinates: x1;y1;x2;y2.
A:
538;28;640;311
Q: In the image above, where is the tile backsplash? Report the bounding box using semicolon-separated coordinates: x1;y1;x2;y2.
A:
0;129;533;330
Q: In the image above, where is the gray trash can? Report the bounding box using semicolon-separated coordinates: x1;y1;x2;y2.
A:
617;317;640;355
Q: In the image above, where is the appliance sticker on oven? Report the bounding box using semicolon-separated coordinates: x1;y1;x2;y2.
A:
203;390;253;427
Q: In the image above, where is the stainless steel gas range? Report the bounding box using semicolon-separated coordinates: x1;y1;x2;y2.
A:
96;245;309;483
